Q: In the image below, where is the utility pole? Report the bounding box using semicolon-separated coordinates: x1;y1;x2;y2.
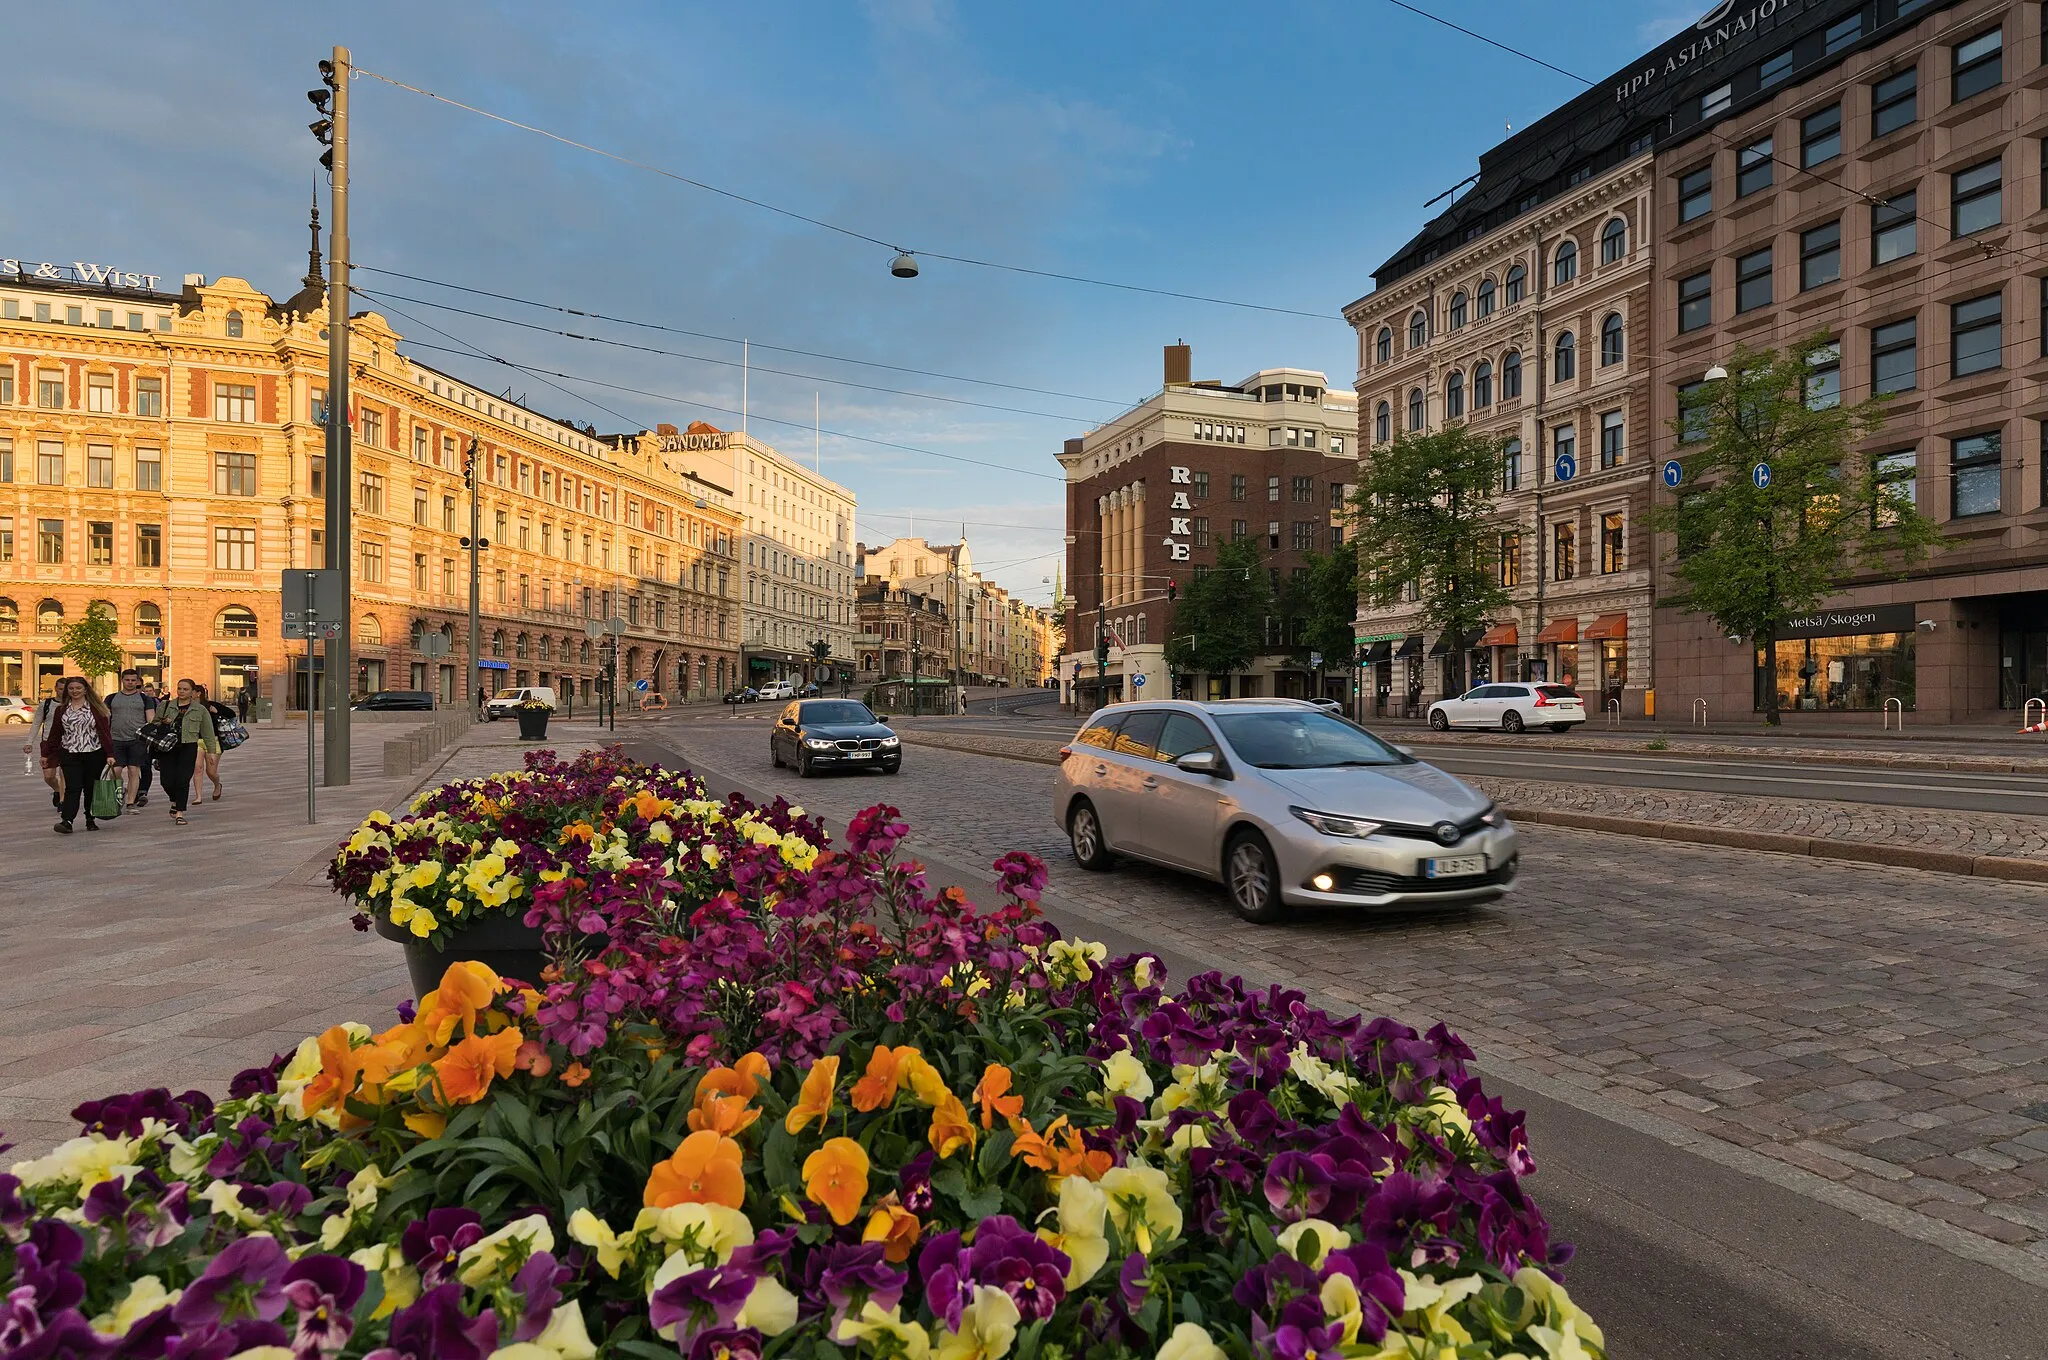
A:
460;439;488;711
316;46;353;785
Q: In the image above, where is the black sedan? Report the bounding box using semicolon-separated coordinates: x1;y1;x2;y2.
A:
352;689;435;712
769;700;902;777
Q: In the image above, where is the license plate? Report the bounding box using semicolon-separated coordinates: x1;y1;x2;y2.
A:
1424;854;1486;879
844;750;872;760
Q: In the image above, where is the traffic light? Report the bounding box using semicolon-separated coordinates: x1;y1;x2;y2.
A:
1166;578;1178;603
1095;633;1109;669
310;63;338;171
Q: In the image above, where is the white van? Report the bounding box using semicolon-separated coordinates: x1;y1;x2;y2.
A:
756;680;798;702
484;686;558;720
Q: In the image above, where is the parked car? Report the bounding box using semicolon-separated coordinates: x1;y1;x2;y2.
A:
351;689;435;712
1427;683;1586;733
801;682;822;697
0;696;32;725
484;686;558;720
723;686;760;704
1307;697;1344;716
1054;699;1516;923
769;699;901;776
757;680;799;702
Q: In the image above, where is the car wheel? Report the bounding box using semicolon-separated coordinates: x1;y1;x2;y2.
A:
797;752;815;778
1502;710;1525;734
4;714;25;725
883;760;901;775
1225;831;1285;924
1428;709;1450;731
1550;723;1573;733
1068;799;1113;870
770;741;783;768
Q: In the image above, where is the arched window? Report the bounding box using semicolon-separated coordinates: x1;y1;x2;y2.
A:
1553;240;1578;286
409;619;427;647
1376;328;1392;364
1600;217;1628;264
1445;371;1465;419
0;598;16;634
36;600;63;634
1375;401;1392;444
1449;292;1468;330
1502;351;1523;399
1408;311;1428;348
580;639;593;664
1600;312;1626;366
135;602;162;636
1408;388;1426;432
491;629;506;658
539;635;553;662
1554;331;1576;382
1473;361;1494;408
216;605;259;639
515;631;529;659
225;310;244;338
89;600;118;632
1505;265;1526;304
356;614;381;646
1476;278;1496;318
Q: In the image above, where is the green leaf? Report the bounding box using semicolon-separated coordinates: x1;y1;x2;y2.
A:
1014;1318;1048;1360
977;1126;1015;1176
1180;1293;1205;1326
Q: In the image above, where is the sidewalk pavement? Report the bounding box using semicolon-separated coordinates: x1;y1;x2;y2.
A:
0;719;607;1156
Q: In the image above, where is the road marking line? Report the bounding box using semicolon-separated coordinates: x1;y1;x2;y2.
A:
1425;753;2048;799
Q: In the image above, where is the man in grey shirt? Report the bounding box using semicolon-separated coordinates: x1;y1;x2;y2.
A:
106;668;158;808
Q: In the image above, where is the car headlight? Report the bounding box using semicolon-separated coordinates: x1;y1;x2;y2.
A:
804;738;836;749
879;735;900;746
1480;805;1499;826
1291;806;1382;839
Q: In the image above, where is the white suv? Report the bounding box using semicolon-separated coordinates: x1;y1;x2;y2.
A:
1428;683;1586;733
484;686;558;720
756;680;798;702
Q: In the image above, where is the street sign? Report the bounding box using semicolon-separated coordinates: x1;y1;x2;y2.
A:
154;637;165;654
634;679;649;692
281;569;347;639
417;633;450;658
1553;452;1577;483
1131;674;1147;689
1662;459;1683;489
583;620;604;640
1308;651;1323;669
605;617;627;637
1752;462;1772;489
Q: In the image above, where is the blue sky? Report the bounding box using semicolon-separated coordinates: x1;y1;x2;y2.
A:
2;0;1704;602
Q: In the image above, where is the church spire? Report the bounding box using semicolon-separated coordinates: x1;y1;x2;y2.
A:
302;192;325;292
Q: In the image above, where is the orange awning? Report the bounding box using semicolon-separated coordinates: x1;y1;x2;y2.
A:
1534;618;1579;644
1477;623;1518;647
1583;612;1629;641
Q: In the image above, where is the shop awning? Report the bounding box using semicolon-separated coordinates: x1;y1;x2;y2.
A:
1583;613;1629;641
1395;633;1424;658
1477;623;1518;648
1534;618;1579;644
1360;640;1393;664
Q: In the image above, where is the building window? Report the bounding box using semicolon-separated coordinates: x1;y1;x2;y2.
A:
1800;221;1842;290
357;409;381;447
37;520;62;564
1292;475;1314;503
1375;328;1391;363
1230;474;1247;500
1553;240;1578;285
1599;313;1625;366
1230;519;1247;542
1375;402;1391;443
1952;158;2002;236
1502;440;1523;492
224;310;244;338
1738;138;1774;196
1678;380;1709;443
86;373;114;413
1953;27;2002;102
1268;475;1282;502
1477;278;1496;316
1678;165;1713;222
1952;431;2002;517
309;455;324;498
1473;360;1493;408
1759;49;1794;87
1554;424;1576;475
1408;388;1425;431
1800;105;1842;167
214;526;256;571
1824;12;1862;54
86;444;112;488
1449;292;1468;329
1599;411;1624;468
360;540;385;583
1192;516;1210;548
87;521;112;567
132;376;161;417
1806;342;1842;410
37;370;63;409
1505;264;1526;304
1600;513;1625;573
1553;331;1575;382
211;451;256;496
1409;311;1427;348
1502;351;1522;399
1600;217;1627;264
1192;471;1209;498
358;471;384;513
1445;371;1465;418
1873;318;1917;393
1873;69;1917;137
0;368;11;404
1552;522;1577;580
1733;248;1772;313
1871;191;1917;265
1291;521;1313;551
1702;83;1733;119
135;446;160;492
413;426;428;461
1679;270;1712;331
1952;293;2002;376
213;383;256;423
136;524;161;567
1499;533;1521;587
1875;449;1917;525
1267;521;1281;549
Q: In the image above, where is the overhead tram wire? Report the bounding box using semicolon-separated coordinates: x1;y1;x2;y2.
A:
354;288;1067;484
347;67;1338;322
1379;0;1594;86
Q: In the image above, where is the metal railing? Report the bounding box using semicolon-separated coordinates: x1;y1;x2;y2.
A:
1606;698;1621;728
1883;697;1904;731
1691;698;1708;728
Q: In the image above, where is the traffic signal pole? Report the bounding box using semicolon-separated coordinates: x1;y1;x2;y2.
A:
319;46;353;786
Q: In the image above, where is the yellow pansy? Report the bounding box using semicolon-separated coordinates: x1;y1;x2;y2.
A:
934;1284;1020;1360
634;1201;755;1264
1319;1272;1364;1345
1100;1049;1155;1103
737;1275;800;1335
1098;1163;1181;1255
568;1209;641;1278
348;1243;420;1319
89;1276;181;1339
1154;1322;1226;1360
835;1303;931;1360
1276;1218;1351;1268
1043;1173;1109;1287
457;1213;555;1286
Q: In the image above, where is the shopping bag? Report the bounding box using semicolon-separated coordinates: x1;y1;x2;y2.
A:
90;773;125;820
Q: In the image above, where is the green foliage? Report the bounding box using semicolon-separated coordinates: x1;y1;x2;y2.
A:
59;601;124;683
1653;335;1941;723
1350;426;1512;644
1286;542;1360;668
1164;539;1270;676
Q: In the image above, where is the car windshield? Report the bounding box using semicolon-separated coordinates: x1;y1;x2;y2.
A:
1212;710;1410;769
801;701;874;725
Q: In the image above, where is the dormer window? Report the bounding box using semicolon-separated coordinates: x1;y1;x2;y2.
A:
225;310;244;338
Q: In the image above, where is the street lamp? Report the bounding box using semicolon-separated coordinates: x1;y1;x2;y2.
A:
1703;363;1729;381
890;252;920;278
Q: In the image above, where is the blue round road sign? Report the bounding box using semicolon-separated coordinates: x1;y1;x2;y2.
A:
1131;673;1147;689
1752;462;1772;489
1554;452;1577;483
1662;459;1683;489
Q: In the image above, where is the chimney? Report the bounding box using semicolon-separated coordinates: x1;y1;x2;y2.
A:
1164;342;1191;388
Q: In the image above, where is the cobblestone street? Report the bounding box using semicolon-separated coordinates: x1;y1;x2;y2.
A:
663;715;2048;1262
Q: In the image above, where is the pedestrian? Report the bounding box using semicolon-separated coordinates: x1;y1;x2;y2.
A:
106;667;158;809
235;683;252;724
23;681;65;811
158;678;219;826
40;676;114;834
196;683;230;801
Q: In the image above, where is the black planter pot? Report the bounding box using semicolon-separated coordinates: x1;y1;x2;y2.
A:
375;912;551;999
517;709;551;740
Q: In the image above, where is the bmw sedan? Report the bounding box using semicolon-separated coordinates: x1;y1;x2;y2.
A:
769;699;902;776
1053;699;1516;923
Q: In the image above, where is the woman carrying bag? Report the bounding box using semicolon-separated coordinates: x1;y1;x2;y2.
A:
39;676;115;834
158;678;220;826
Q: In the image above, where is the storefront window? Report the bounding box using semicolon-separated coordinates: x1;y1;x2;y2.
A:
1553;644;1579;690
1599;641;1627;707
1756;633;1914;712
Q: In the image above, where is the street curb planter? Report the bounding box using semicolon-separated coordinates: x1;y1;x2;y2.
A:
516;702;552;740
373;910;550;998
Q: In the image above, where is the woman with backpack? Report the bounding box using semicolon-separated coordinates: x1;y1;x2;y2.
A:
196;682;232;802
39;676;114;834
22;682;65;811
158;678;220;826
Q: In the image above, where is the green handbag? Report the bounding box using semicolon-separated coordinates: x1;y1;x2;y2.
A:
89;772;125;820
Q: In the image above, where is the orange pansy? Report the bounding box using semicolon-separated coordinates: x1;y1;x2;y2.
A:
850;1044;919;1113
861;1199;923;1263
1009;1115;1110;1181
900;1053;951;1108
644;1129;747;1209
802;1136;870;1226
696;1052;772;1104
301;1025;369;1117
561;1062;591;1088
688;1090;763;1136
784;1054;840;1135
928;1090;977;1160
972;1064;1024;1130
433;1028;524;1105
417;960;504;1046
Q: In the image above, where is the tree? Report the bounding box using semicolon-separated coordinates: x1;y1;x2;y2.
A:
1163;539;1269;681
1350;425;1510;693
1656;336;1940;725
60;601;123;686
1292;542;1360;673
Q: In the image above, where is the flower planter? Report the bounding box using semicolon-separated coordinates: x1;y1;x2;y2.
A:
375;911;550;998
516;709;550;740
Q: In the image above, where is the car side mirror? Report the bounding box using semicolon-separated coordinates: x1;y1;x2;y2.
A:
1394;745;1415;757
1175;750;1221;776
